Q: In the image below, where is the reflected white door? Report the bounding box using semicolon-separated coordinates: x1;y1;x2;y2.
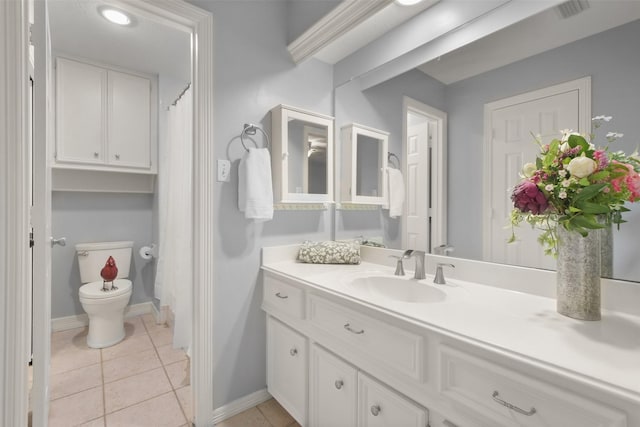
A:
405;120;430;251
31;1;53;424
485;79;590;269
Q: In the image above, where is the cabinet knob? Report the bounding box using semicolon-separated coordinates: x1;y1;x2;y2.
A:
115;154;121;160
289;348;298;357
93;152;99;158
370;405;381;416
334;380;344;390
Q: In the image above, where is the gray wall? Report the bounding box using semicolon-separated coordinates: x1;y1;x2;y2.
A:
51;192;156;318
334;68;446;248
190;0;334;408
446;19;640;281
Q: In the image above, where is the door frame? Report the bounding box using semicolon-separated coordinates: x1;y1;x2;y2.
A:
1;1;31;425
482;77;591;260
402;96;448;251
4;0;217;424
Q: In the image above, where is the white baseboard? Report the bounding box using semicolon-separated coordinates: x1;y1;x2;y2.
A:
210;388;272;425
51;301;157;332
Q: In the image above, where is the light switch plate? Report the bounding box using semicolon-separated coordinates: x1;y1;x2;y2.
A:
217;159;230;182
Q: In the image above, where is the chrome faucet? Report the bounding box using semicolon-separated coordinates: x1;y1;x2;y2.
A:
434;262;455;285
406;250;426;280
433;244;455;256
389;250;414;276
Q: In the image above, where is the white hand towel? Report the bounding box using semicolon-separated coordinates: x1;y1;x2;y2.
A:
238;148;274;222
386;167;405;218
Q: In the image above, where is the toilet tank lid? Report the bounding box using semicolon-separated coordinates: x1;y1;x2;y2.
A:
75;241;134;251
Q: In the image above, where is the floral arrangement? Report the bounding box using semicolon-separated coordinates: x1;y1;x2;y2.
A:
509;115;640;256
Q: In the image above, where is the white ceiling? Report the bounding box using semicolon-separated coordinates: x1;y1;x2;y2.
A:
48;0;190;83
417;1;640;84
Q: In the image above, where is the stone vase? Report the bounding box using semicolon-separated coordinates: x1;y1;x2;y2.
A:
556;225;601;321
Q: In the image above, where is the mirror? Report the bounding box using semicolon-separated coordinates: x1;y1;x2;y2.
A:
333;4;640;283
340;124;389;204
271;104;334;203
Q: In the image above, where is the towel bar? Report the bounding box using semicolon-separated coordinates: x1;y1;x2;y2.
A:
240;123;271;152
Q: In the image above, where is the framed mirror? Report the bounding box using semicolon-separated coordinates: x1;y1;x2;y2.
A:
271;104;334;203
340;123;389;205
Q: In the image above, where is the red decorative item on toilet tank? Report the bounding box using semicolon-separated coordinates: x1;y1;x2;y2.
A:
100;256;118;291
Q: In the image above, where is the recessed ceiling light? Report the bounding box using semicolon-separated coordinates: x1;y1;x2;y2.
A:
395;0;424;5
98;6;132;26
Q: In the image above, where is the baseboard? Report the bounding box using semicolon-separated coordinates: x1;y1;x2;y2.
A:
210;388;272;425
51;301;156;332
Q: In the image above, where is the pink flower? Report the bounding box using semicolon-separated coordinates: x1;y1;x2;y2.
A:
625;168;640;202
593;150;609;170
512;180;549;215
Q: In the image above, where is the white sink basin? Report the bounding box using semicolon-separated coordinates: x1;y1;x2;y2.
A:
348;276;446;303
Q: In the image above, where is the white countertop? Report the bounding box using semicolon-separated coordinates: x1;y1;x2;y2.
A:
262;258;640;403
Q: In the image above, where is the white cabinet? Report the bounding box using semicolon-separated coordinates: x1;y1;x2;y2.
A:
55;56;155;174
340;123;389;205
310;345;358;427
310;345;426;427
358;373;427;427
267;316;307;425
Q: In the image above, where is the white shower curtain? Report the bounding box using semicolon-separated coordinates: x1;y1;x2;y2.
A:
155;86;192;354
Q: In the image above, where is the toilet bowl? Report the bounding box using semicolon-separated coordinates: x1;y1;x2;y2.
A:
76;241;133;349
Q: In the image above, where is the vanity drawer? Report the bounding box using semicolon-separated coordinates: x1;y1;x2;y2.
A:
308;294;424;382
439;345;627;427
263;274;305;319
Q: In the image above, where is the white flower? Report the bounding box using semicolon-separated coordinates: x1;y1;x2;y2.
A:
606;132;624;139
566;156;597;178
544;184;554;191
560;129;582;144
558;191;568;199
592;115;613;122
562;179;571;188
558;169;567;178
521;162;537;178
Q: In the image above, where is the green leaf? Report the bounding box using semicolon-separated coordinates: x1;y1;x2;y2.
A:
568;206;582;213
571;215;606;230
573;183;607;202
576;202;610;214
568;134;589;151
578;177;590;186
590;171;609;181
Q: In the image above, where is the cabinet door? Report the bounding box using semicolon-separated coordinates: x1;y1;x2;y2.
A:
358;373;427;427
108;70;151;168
267;317;307;425
310;345;357;427
56;58;106;164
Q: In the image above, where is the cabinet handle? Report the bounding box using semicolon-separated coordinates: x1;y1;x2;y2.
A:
289;348;298;356
275;292;288;299
334;380;344;390
115;154;120;160
93;152;99;158
344;323;364;335
492;391;537;416
370;405;381;416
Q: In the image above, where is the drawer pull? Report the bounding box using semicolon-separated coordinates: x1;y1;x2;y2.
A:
275;292;288;299
492;391;537;416
289;348;298;356
334;380;344;390
343;323;364;335
370;405;381;416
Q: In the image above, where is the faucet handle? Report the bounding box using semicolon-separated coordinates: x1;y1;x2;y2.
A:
434;263;455;285
389;255;406;276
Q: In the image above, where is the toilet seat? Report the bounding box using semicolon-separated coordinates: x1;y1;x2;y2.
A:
80;279;132;299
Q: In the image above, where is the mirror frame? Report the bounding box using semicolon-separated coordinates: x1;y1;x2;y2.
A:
271;104;334;203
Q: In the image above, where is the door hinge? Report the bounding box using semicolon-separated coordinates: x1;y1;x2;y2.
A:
29;231;34;248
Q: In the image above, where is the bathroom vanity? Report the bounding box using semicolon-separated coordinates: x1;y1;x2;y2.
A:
261;245;640;427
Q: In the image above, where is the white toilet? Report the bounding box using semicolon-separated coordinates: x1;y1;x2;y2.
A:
76;241;134;348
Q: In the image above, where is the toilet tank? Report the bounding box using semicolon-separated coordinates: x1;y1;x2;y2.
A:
75;241;134;284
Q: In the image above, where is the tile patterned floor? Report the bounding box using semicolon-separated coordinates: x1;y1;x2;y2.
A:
48;313;299;427
49;314;192;427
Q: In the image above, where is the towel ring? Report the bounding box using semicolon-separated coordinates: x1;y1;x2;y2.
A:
388;152;400;168
240;123;271;152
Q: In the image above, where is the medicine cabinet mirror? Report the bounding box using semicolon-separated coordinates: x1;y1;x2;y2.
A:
340;123;389;205
271;104;334;203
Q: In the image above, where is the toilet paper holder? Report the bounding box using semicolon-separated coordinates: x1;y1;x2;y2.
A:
139;244;157;260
